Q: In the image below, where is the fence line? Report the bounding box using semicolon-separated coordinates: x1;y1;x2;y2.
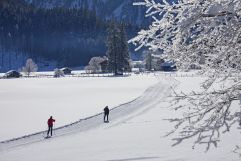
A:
154;72;241;78
0;71;240;79
0;72;132;79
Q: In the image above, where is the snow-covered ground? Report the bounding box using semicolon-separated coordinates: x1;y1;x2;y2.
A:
0;73;240;161
0;74;158;141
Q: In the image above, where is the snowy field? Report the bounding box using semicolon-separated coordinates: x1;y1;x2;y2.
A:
0;74;158;141
0;73;240;161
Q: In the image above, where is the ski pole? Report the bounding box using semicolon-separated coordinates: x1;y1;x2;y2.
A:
53;124;55;136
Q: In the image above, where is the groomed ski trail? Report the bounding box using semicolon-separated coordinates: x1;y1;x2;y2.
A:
0;77;174;151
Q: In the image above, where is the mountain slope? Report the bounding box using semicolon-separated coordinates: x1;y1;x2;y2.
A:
24;0;151;26
0;0;111;71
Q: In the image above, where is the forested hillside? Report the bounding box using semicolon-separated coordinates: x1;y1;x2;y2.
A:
0;0;139;71
24;0;152;26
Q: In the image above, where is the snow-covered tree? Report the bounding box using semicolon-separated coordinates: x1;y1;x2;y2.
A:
87;56;105;73
106;22;131;75
54;68;64;78
22;58;38;77
130;0;241;153
84;65;95;74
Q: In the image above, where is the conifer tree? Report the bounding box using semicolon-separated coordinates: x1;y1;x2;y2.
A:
120;23;131;72
106;22;130;75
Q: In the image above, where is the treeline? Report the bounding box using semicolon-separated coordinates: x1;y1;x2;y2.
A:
0;0;138;67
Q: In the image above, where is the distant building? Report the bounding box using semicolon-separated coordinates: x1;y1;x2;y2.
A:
132;61;145;72
61;67;72;74
189;64;201;70
160;62;176;71
4;70;21;78
132;68;140;74
132;61;144;68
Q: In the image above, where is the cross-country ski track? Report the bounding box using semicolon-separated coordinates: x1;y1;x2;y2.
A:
0;77;173;151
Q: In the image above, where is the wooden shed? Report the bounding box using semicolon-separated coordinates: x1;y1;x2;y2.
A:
61;67;72;74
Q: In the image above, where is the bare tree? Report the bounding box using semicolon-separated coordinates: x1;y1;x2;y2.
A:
130;0;241;154
54;68;64;78
22;58;38;77
84;65;95;74
85;56;106;73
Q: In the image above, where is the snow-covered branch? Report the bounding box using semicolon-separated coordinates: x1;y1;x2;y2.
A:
168;79;241;150
130;0;241;154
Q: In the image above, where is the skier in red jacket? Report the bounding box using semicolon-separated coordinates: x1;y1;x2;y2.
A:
47;116;55;137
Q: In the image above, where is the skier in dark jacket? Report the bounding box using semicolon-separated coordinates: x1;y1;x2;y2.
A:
47;116;55;137
103;106;109;123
